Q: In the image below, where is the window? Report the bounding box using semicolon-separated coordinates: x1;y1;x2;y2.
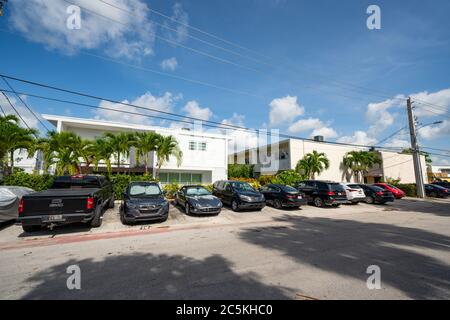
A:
189;141;197;150
159;172;203;184
198;142;207;151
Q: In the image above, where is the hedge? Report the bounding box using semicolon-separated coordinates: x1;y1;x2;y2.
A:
393;183;417;197
0;172;54;191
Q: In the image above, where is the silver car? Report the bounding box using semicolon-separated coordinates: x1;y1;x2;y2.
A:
0;186;35;223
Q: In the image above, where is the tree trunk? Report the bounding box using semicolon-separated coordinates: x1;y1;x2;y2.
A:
144;153;148;175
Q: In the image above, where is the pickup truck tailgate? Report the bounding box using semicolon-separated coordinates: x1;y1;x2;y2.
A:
21;189;97;217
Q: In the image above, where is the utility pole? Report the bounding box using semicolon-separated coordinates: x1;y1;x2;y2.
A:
406;97;425;198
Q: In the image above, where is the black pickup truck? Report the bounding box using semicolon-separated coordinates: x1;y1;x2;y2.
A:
18;175;115;232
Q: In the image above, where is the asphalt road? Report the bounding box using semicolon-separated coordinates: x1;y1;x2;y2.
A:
0;198;449;300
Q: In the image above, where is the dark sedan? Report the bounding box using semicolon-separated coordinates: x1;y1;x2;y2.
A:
120;182;169;225
259;184;307;209
425;184;449;198
349;184;394;204
175;185;222;215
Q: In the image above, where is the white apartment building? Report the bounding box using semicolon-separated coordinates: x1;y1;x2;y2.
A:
230;138;428;184
16;115;229;184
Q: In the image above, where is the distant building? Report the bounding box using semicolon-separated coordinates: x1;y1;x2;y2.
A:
230;138;428;184
428;165;450;182
16;115;229;184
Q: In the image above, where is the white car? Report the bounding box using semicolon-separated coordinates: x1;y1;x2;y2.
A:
340;184;366;204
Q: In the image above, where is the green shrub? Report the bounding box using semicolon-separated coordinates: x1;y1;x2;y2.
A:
0;172;54;191
394;183;417;197
271;170;304;187
203;184;213;192
163;183;180;199
109;174;157;200
227;164;254;179
258;175;276;185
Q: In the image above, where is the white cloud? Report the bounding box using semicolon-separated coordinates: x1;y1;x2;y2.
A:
383;138;410;149
0;94;39;129
419;120;450;140
269;95;304;126
411;89;450;117
337;131;378;146
9;0;155;60
183;101;213;121
366;95;405;136
93;92;179;125
160;57;178;71
162;3;189;44
288;117;337;139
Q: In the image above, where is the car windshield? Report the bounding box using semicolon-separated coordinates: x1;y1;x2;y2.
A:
329;183;345;191
386;184;399;190
129;184;161;196
280;185;298;193
348;184;361;189
430;184;447;190
231;182;255;191
186;187;211;196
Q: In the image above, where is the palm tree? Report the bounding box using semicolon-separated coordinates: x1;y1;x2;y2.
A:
154;135;183;179
342;150;381;183
93;137;114;174
104;132;135;173
35;131;82;175
134;131;161;175
78;139;96;174
295;150;330;180
0;114;37;175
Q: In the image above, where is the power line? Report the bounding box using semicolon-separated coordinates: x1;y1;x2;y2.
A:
1;77;50;132
96;0;272;68
63;0;263;74
71;0;410;105
0;91;33;131
0;85;406;153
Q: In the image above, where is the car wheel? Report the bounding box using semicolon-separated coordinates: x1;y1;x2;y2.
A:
231;200;240;212
366;196;375;204
90;205;103;228
22;225;40;233
108;195;115;208
185;203;190;215
120;214;129;225
430;191;438;198
273;199;282;209
314;197;324;208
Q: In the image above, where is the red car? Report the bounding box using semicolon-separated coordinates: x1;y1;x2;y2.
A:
373;183;406;199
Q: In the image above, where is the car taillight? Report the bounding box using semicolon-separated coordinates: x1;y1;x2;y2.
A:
376;191;384;196
327;191;335;196
285;194;297;199
18;199;24;214
87;197;94;210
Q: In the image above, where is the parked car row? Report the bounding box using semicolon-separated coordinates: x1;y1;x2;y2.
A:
4;175;448;233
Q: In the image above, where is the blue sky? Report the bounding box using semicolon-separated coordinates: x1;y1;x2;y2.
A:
0;0;449;163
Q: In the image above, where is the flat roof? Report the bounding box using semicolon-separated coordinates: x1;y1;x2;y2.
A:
42;114;230;140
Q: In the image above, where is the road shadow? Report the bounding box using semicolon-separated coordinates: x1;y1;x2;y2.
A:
17;222;93;238
239;215;450;299
387;198;450;217
21;253;292;300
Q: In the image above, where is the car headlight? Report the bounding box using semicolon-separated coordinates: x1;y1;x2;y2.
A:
126;202;138;209
239;195;252;202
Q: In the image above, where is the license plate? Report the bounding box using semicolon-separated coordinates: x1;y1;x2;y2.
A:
47;215;63;221
297;195;303;199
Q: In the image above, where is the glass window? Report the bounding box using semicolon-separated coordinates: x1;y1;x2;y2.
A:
186;187;211;196
180;173;191;183
129;184;161;196
192;174;202;184
169;172;180;183
159;173;168;183
189;141;197;150
199;142;207;151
